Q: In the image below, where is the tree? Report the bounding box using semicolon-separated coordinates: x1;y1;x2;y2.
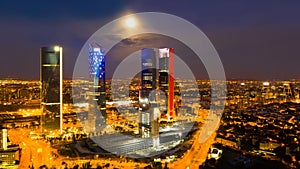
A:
72;164;79;169
11;123;16;128
82;162;92;169
274;145;285;160
282;155;292;164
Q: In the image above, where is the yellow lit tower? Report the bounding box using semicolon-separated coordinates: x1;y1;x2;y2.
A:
261;81;271;104
283;81;294;102
40;46;63;134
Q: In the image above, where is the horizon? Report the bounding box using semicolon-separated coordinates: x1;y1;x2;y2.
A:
2;77;300;82
1;1;300;80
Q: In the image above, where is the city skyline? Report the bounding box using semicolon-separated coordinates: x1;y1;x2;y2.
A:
1;1;300;169
1;1;300;80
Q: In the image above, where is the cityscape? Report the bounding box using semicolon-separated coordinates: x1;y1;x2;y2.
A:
1;1;300;169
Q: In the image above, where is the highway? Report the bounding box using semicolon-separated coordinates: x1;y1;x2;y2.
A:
168;109;217;169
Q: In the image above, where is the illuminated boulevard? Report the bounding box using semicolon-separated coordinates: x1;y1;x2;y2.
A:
8;127;215;169
8;128;149;168
7;109;215;169
169;110;216;169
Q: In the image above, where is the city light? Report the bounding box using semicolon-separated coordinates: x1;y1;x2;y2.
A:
88;44;105;79
1;5;300;169
54;46;60;52
2;77;300;168
263;82;270;86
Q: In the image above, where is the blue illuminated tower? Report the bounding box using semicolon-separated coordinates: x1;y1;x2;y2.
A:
88;43;106;133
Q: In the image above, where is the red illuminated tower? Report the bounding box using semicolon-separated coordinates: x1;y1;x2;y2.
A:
158;48;174;120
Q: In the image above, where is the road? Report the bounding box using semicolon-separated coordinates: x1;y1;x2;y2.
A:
168;129;216;169
8;128;57;168
169;109;217;169
8;128;148;169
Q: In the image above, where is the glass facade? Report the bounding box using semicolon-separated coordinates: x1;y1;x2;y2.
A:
87;43;106;133
139;48;175;138
139;48;157;138
158;48;174;119
141;48;157;101
40;46;62;133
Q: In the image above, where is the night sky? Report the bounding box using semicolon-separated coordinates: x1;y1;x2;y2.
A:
1;1;300;80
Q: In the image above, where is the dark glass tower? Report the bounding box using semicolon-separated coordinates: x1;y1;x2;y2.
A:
141;48;157;101
40;46;63;133
139;48;157;138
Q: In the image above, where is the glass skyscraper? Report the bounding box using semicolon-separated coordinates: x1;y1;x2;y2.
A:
139;48;157;138
40;46;63;133
141;48;157;101
87;43;106;134
158;48;174;120
139;48;174;146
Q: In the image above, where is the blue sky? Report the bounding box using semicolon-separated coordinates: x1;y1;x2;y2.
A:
1;1;300;80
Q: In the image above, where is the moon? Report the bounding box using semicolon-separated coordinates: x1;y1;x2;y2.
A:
125;17;136;28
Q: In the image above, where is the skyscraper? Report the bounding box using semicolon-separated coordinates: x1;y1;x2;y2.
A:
139;48;174;147
283;82;294;102
40;46;63;134
158;48;174;120
139;48;175;140
139;48;157;138
140;48;157;100
87;43;106;133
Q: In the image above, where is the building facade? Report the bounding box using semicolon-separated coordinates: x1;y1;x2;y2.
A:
140;48;157;101
87;43;106;133
139;48;174;146
40;46;63;133
0;129;21;167
0;129;7;150
158;48;174;120
139;48;157;138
